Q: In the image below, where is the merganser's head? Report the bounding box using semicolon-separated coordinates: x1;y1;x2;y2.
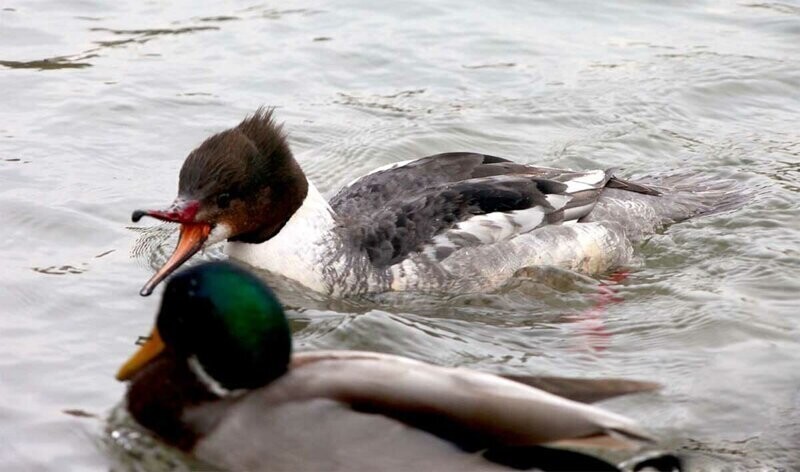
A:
132;108;308;296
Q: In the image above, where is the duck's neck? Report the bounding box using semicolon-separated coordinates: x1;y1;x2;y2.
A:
225;181;339;293
126;355;220;451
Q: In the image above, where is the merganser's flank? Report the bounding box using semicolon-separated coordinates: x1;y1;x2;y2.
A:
132;108;744;296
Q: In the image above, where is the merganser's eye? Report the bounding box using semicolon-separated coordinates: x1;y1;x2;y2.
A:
216;193;232;209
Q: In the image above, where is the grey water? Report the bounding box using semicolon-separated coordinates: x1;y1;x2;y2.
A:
1;0;799;469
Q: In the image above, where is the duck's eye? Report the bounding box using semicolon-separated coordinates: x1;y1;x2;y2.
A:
216;193;232;209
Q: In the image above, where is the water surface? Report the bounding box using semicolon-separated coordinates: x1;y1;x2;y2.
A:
1;0;799;469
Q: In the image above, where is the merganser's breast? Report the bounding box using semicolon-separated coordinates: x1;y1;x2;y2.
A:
225;184;337;294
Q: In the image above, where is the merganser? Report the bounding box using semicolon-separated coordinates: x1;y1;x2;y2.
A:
117;261;670;471
132;108;743;296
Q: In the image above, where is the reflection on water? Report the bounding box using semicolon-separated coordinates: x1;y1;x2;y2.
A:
0;56;92;70
1;0;799;469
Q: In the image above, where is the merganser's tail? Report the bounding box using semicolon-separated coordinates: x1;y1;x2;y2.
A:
582;171;748;241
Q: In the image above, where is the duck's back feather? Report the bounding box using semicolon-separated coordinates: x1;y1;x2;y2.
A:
186;351;651;470
193;399;626;472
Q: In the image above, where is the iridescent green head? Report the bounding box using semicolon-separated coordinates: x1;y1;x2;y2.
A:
118;261;291;390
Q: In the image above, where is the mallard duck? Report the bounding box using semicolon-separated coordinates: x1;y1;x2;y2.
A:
132;108;743;297
117;261;673;471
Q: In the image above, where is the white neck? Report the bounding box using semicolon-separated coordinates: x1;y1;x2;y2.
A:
224;181;337;293
278;181;336;233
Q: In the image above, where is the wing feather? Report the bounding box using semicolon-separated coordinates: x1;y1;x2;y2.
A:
277;351;653;447
330;153;656;266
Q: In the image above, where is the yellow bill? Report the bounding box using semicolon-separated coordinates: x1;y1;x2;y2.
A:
116;328;166;381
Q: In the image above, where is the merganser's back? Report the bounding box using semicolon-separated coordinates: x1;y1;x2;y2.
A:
132;108;746;296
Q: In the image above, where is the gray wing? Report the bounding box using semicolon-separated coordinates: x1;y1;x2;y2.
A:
247;351;651;444
329;153;627;268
